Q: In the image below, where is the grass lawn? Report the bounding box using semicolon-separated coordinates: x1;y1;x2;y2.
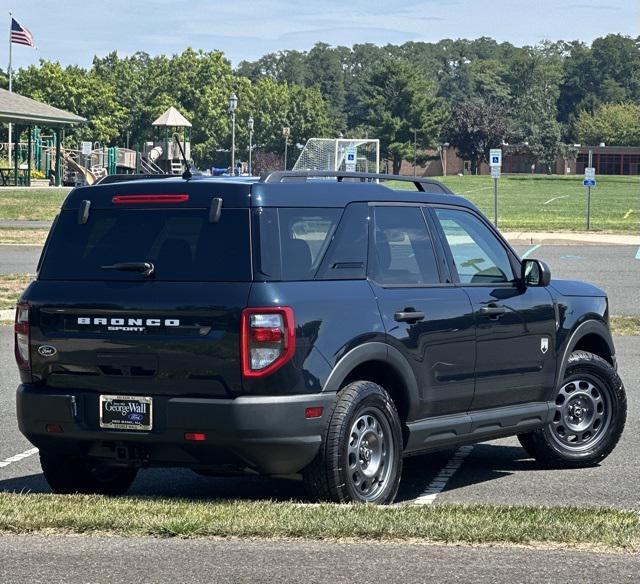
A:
0;228;48;245
0;187;70;221
610;316;640;336
0;273;33;311
0;494;638;552
438;174;640;233
0;177;639;232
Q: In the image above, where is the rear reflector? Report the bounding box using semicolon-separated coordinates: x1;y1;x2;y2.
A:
184;432;207;442
112;194;189;204
304;407;324;419
46;424;63;433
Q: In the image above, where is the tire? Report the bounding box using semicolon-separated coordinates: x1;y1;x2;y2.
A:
303;380;403;504
40;450;138;495
518;350;626;468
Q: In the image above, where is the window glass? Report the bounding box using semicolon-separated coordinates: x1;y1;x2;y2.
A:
316;203;369;280
254;207;343;281
39;208;251;282
372;206;440;286
435;208;514;284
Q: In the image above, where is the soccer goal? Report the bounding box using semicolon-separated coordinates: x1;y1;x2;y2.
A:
293;138;380;173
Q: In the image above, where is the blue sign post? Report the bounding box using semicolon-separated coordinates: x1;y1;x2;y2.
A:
583;166;596;230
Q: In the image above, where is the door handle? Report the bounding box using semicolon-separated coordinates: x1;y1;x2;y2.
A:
478;305;507;318
394;311;426;323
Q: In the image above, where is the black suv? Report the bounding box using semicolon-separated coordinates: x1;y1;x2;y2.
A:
15;171;626;504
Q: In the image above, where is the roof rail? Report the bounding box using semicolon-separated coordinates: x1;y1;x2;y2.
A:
94;173;175;186
261;170;453;194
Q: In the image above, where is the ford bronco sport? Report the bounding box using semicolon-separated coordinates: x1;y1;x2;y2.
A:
15;171;626;504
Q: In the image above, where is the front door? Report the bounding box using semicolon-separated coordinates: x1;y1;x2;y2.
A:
369;205;476;421
431;207;557;411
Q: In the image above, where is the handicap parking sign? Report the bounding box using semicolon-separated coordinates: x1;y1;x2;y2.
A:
489;148;502;167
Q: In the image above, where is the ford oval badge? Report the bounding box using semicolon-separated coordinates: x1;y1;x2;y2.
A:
38;345;57;358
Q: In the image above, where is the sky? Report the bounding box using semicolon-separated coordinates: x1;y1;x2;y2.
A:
6;0;639;71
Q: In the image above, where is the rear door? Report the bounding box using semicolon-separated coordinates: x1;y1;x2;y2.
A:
368;204;476;421
28;202;252;398
430;206;557;411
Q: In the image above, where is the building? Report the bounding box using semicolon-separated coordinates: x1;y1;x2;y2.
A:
402;144;640;177
575;146;640;176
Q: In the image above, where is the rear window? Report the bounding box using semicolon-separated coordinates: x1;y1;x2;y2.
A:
39;208;251;282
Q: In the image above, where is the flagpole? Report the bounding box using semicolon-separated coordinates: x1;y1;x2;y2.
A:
7;11;12;166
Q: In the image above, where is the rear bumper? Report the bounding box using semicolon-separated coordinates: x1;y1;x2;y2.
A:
17;385;336;475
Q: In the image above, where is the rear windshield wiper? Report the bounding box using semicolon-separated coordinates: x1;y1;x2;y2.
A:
100;262;155;277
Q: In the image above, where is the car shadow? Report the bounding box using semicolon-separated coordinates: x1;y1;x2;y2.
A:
396;443;556;503
0;443;560;504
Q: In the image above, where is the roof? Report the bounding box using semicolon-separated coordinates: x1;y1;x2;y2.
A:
62;174;472;212
152;106;192;127
0;88;85;126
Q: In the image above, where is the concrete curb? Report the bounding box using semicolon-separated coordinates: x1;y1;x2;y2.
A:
504;231;640;246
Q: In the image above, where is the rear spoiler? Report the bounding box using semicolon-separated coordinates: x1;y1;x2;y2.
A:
94;174;177;185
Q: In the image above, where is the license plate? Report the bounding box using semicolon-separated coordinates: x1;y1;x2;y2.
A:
99;395;152;431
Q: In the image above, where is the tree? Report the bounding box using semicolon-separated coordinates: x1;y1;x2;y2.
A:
575;103;640;146
15;61;127;144
526;118;563;173
441;99;509;173
360;58;446;174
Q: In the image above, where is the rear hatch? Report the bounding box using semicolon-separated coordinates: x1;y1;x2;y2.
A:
24;179;252;398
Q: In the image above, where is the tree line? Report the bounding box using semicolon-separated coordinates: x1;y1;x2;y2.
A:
4;34;639;171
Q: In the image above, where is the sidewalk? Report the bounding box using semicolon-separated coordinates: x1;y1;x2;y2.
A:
504;231;640;246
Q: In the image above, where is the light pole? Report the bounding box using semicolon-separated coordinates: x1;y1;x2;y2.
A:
228;92;238;173
411;128;418;176
248;117;254;176
438;142;450;176
283;126;290;170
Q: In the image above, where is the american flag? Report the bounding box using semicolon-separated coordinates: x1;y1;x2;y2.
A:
10;18;34;47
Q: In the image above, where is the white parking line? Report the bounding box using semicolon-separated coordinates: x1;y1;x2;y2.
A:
413;445;474;506
0;447;38;469
543;194;570;205
521;243;541;258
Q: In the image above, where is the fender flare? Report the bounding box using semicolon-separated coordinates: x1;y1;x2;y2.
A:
322;342;421;421
557;319;615;382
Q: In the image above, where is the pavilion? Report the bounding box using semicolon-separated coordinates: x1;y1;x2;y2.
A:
0;88;86;186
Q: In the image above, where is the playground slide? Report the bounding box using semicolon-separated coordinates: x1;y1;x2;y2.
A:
63;152;98;186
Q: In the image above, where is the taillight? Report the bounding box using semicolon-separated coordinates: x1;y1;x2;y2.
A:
14;303;30;371
241;307;295;378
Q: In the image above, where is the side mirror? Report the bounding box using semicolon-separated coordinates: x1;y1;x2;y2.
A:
521;259;551;287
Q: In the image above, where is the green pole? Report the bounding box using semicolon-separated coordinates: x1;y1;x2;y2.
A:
54;128;62;187
13;125;19;186
26;125;32;186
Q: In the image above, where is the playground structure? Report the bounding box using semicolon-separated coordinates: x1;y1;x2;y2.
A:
4;106;192;186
